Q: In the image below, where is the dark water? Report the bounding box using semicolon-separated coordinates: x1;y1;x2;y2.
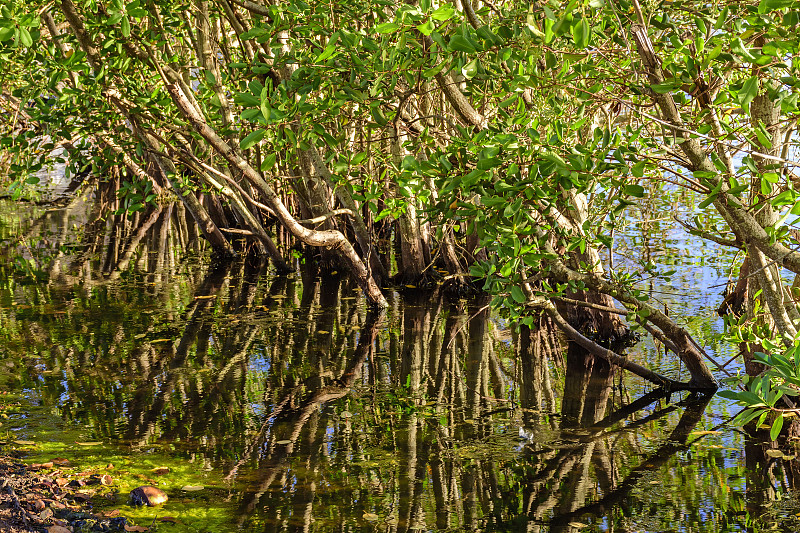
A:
1;197;799;532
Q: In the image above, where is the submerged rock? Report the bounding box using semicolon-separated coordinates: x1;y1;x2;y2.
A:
129;485;168;506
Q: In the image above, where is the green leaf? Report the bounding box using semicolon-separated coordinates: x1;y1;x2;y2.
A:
431;4;455;21
239;27;267;40
738;76;759;109
121;16;131;37
761;177;773;196
477;157;501;170
624;184;644;197
261;153;277;172
732;38;758;62
714;6;729;29
422;60;448;78
260;86;272;121
510;286;526;303
18;27;32;47
759;0;795;13
770;414;784;441
716;389;743;401
498;94;518;108
284;128;296;147
571;18;589;48
417;19;434;36
376;22;399;34
755;122;773;150
315;44;337;62
235;93;261;107
738;408;765;426
461;58;479;79
240;129;265;150
371;106;388;127
448;34;476;54
698;193;718;209
772;190;795;206
241;108;261;121
0;26;14;42
650;81;679;94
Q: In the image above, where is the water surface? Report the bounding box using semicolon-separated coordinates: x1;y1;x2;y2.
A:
0;196;798;532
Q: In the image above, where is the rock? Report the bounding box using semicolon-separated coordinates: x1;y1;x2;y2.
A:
129;485;168;506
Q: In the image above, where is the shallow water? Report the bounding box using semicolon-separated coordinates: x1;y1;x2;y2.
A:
0;196;799;532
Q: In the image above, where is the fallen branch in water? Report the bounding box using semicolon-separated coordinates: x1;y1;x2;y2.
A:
529;297;705;391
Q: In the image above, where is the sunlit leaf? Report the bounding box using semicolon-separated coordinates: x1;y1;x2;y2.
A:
417;20;434;35
770;414;784;441
431;4;455;21
462;58;479;79
375;22;399;33
738;76;759;110
759;0;795;13
18;27;32;47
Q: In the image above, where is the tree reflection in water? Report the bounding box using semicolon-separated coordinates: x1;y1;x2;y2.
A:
1;198;799;532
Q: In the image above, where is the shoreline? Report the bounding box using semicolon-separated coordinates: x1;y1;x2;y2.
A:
0;454;131;533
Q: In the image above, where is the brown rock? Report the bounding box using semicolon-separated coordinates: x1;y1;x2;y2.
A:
48;526;71;533
129;485;168;506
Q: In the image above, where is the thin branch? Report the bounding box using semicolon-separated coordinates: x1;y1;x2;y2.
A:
227;0;272;18
617;98;800;170
298;209;354;225
554;296;630;316
673;217;741;248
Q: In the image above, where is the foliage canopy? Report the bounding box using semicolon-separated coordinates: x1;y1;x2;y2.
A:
6;0;800;415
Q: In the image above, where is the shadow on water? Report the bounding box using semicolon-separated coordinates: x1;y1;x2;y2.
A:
2;197;800;531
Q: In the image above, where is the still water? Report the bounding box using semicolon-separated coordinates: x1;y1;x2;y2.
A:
0;194;799;532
